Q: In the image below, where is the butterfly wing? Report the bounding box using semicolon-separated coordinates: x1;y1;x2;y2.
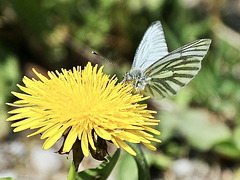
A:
132;21;168;70
144;39;211;98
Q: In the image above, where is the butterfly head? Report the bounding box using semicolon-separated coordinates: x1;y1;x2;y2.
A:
123;69;150;93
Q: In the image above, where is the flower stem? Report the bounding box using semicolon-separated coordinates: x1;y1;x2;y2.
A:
67;161;76;180
126;143;150;180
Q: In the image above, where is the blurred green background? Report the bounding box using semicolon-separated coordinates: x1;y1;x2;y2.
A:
1;0;240;179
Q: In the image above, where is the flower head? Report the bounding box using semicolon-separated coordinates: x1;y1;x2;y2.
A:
7;62;160;157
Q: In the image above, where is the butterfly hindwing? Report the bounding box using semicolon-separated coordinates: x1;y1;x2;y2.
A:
144;39;211;98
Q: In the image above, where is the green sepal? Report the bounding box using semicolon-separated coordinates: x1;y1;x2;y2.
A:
68;148;120;180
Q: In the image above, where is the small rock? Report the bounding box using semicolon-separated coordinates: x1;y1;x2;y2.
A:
172;158;194;177
172;158;210;180
9;141;26;156
30;146;62;174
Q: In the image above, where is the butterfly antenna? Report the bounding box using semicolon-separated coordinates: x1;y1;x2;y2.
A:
91;51;126;73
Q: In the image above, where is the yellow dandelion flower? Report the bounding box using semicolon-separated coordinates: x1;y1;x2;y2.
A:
7;62;161;157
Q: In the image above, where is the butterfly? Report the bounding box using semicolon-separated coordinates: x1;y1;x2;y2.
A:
123;21;211;98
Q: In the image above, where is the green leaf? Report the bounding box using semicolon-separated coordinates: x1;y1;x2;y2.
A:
118;152;138;180
144;150;172;169
179;109;231;151
159;108;231;151
76;148;120;180
214;141;240;159
0;178;16;180
156;106;179;141
0;55;20;104
233;127;240;150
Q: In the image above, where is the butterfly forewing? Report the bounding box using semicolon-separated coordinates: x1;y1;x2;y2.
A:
132;21;168;70
144;39;211;98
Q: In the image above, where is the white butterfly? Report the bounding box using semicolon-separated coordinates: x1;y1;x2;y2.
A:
123;21;211;98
